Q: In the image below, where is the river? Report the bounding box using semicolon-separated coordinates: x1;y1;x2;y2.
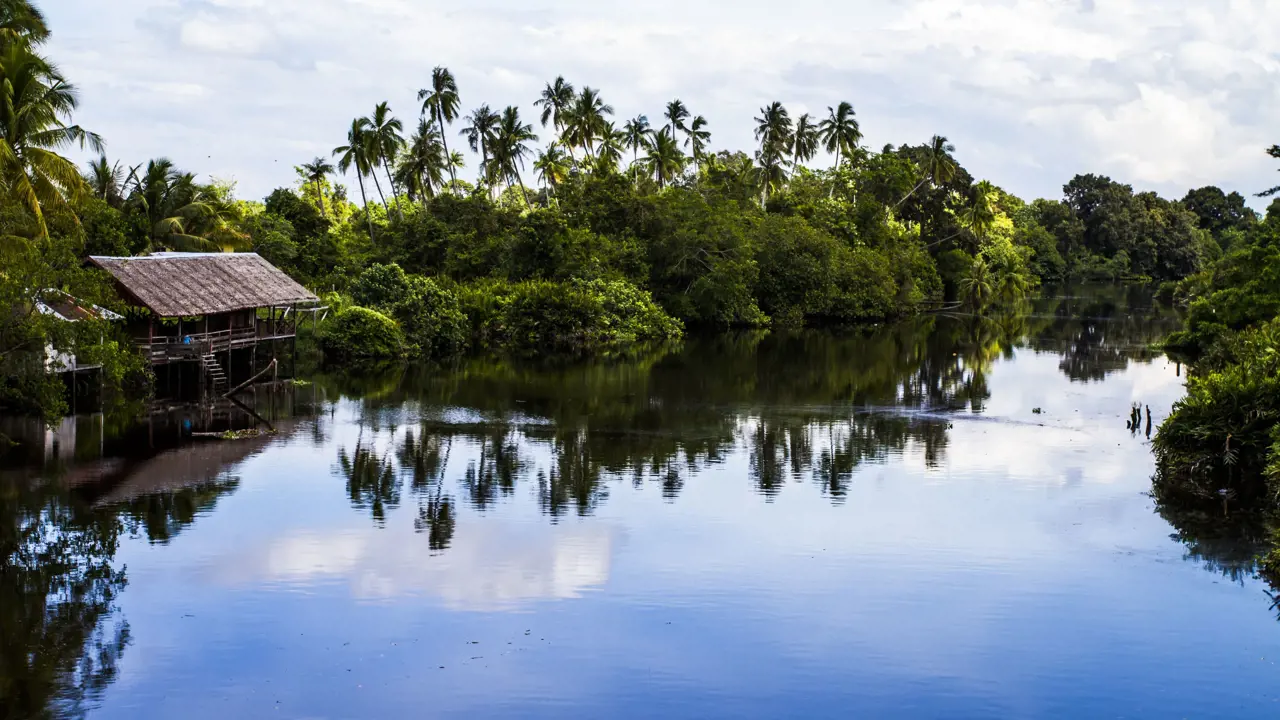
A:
3;284;1279;718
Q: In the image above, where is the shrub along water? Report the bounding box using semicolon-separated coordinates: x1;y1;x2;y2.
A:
329;263;683;360
1152;194;1280;582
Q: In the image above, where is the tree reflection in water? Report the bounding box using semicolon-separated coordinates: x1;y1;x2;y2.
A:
321;284;1180;530
0;482;129;720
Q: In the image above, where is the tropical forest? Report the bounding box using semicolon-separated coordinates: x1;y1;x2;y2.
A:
4;0;1280;716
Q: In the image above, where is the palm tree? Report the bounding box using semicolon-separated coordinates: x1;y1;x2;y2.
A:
418;66;461;190
623;115;652;169
0;0;48;48
333;117;376;239
664;99;690;146
818;101;862;171
533;143;571;194
963;179;997;241
792;113;819;166
396;119;445;202
566;87;612;161
365;102;404;211
300;157;334;217
0;44;101;239
644;128;685;189
534;76;575;141
594;121;627;173
85;155;126;207
992;251;1031;305
686;115;711;164
492;106;538;206
753;102;793;202
897;135;959;208
959;256;995;310
460;104;500;186
126;158;246;252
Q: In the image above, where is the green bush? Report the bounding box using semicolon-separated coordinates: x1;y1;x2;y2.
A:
582;278;684;343
350;263;411;311
319;306;405;361
826;246;900;322
392;277;469;359
455;278;681;354
504;281;602;351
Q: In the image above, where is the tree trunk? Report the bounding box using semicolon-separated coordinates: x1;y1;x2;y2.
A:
513;160;533;207
828;145;842;199
355;173;375;241
381;158;403;220
369;168;389;213
314;179;327;217
438;110;458;193
895;177;929;210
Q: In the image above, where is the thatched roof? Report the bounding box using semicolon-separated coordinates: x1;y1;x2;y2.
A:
88;253;317;318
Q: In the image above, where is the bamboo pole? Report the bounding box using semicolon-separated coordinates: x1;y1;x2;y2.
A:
224;358;278;399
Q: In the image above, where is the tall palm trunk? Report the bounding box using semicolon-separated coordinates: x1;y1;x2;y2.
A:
380;156;403;220
829;146;842;199
314;179;327;217
512;166;531;207
896;177;929;210
355;173;375;241
369;168;389;213
437;110;458;192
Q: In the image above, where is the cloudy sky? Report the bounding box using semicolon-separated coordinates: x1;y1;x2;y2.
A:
45;0;1280;206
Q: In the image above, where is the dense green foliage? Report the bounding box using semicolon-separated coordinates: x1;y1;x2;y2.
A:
318;306;405;361
337;263;681;359
1149;163;1280;597
0;0;1230;433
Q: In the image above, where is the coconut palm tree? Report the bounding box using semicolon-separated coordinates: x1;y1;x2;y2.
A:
565;87;612;161
594;121;627;173
644;128;685;189
0;0;48;48
418;66;461;191
533;143;571;194
300;157;334;217
686;115;711;164
126;158;246;252
818;101;862;171
85;155;126;207
492;106;538;206
664;99;690;146
0;44;101;239
959;256;995;310
963;179;997;241
623;115;652;169
753;102;793;202
792;113;819;166
534;76;575;143
365;102;404;210
897;135;959;208
397;119;445;201
460;104;500;186
333;117;376;239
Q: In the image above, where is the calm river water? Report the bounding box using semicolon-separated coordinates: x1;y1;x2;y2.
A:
4;285;1280;719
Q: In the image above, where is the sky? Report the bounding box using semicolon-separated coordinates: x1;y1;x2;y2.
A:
44;0;1280;207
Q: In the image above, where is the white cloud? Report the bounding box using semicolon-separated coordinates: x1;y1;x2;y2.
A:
215;522;615;610
43;0;1280;206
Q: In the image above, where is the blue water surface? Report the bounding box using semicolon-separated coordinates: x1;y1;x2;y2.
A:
3;286;1278;719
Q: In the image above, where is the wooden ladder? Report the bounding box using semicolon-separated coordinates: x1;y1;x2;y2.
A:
200;353;228;394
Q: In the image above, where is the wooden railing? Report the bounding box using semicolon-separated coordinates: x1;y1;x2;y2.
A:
137;325;298;364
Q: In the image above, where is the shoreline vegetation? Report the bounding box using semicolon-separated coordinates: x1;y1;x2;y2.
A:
1151;167;1280;581
0;0;1262;489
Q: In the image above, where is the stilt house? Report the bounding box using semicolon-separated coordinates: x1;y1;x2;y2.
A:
88;253;319;392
